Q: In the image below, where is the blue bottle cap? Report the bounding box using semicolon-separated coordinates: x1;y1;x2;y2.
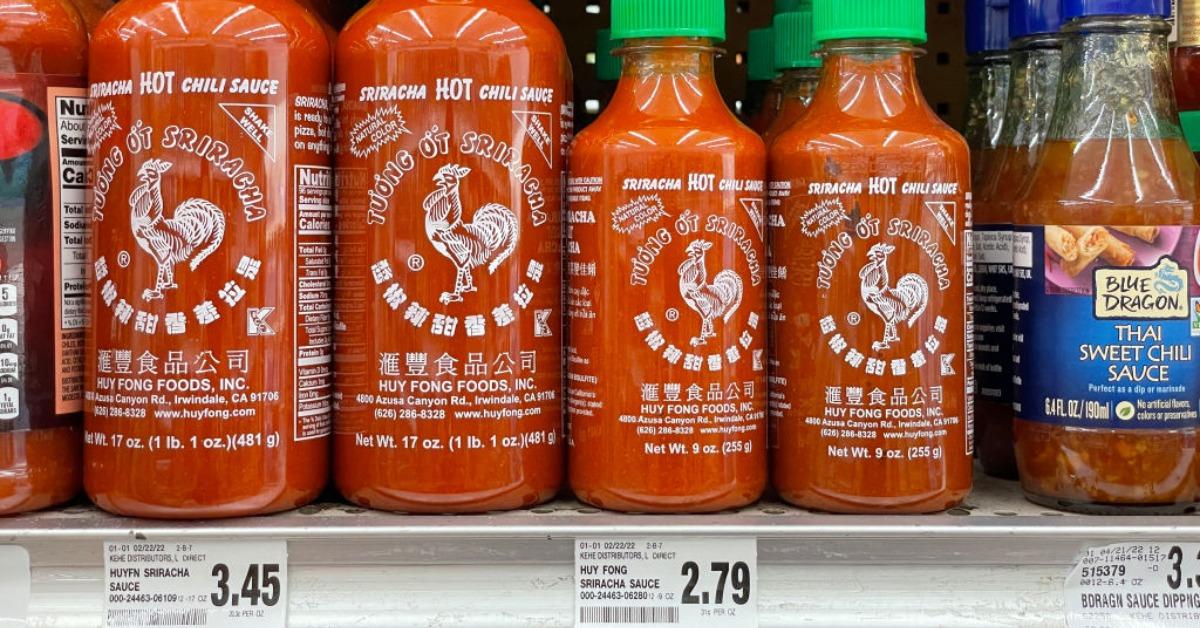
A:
967;0;1012;55
1062;0;1171;19
1010;0;1065;39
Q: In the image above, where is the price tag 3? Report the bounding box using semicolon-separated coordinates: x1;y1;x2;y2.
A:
103;540;287;628
0;546;31;625
574;537;757;628
1066;542;1200;627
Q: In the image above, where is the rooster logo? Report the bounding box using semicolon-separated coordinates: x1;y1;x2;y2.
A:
130;159;227;301
859;243;928;351
422;164;519;305
678;240;744;347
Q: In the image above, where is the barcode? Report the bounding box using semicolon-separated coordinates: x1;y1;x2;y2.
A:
579;606;680;624
105;608;209;626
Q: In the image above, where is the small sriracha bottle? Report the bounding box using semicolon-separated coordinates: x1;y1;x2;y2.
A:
770;0;974;513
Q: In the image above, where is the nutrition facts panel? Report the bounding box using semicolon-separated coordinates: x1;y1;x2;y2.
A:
294;164;333;441
50;88;89;414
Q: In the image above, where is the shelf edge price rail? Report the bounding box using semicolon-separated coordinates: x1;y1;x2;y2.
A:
1066;542;1200;628
102;539;287;628
574;536;758;627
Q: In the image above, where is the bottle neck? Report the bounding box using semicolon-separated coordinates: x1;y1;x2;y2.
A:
1050;15;1180;142
778;67;820;101
610;37;727;118
812;40;926;119
998;34;1064;149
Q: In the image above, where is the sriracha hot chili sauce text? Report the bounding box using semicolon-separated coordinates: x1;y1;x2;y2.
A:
567;0;768;513
84;0;334;518
333;0;570;513
770;0;973;513
0;0;88;515
1013;0;1200;514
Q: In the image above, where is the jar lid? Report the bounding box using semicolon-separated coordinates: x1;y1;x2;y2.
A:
967;0;1011;54
611;0;726;41
1010;0;1065;39
775;10;819;69
774;0;812;14
1062;0;1171;19
747;27;777;80
812;0;927;45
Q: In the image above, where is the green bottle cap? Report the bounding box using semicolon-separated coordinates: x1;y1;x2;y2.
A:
774;0;812;13
812;0;927;44
611;0;726;41
774;11;819;69
1180;111;1200;154
595;29;622;81
747;27;777;81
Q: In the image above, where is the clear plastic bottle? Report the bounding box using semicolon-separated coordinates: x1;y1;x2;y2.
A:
965;0;1012;183
568;0;768;513
974;0;1065;480
761;4;820;147
85;0;333;518
334;0;570;513
1013;0;1199;514
771;0;973;513
0;0;88;515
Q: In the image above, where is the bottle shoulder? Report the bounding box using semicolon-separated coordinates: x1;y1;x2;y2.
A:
574;109;765;162
0;0;87;75
771;106;969;165
93;0;328;55
339;0;567;60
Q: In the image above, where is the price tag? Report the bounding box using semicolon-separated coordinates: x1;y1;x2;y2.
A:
574;537;757;627
103;540;287;628
0;546;31;625
1066;542;1200;627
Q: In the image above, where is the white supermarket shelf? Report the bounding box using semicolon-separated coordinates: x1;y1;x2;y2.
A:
3;472;1199;627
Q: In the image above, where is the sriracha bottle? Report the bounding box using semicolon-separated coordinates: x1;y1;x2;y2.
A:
0;0;88;515
567;0;768;513
770;0;973;513
333;0;570;512
85;0;334;518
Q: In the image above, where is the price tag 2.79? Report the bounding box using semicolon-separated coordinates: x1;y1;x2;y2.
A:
575;537;757;627
103;540;287;628
1066;542;1200;627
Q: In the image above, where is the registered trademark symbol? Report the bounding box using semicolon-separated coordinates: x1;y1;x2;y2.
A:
666;308;680;322
847;312;861;326
117;251;131;268
407;254;424;272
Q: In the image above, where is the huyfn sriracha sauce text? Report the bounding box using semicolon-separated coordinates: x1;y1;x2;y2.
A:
84;0;333;519
333;0;570;512
0;0;88;515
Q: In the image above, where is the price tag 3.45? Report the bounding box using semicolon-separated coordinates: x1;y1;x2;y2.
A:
103;540;287;628
575;537;757;628
1066;542;1200;627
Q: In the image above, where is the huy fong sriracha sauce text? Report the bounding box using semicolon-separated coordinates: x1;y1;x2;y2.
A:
334;0;570;512
0;0;88;515
84;0;333;518
770;0;973;513
568;0;769;513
